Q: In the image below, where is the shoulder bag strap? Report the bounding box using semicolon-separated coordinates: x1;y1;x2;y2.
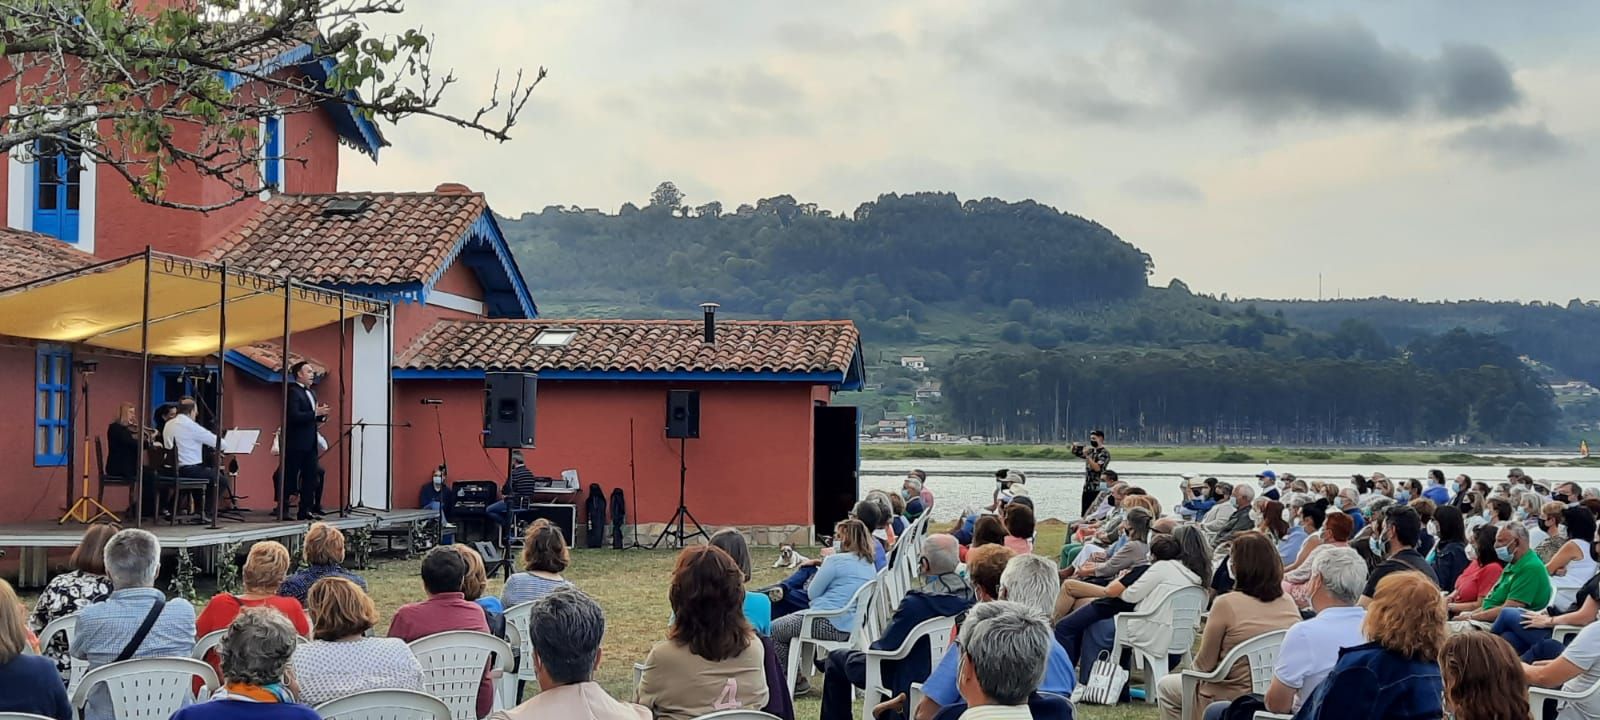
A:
115;598;168;663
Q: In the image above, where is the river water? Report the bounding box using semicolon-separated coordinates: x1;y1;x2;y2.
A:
861;458;1599;522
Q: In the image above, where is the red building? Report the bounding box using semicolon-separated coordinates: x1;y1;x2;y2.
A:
0;32;863;543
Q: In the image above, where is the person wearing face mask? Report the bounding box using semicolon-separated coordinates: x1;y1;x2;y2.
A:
1070;430;1111;518
1213;484;1257;546
418;464;454;518
1453;522;1551;625
1423;469;1452;506
1446;525;1507;613
815;535;973;720
1554;481;1583;507
1450;473;1475;514
1256;470;1280;502
1543;506;1599;611
1359;505;1438;607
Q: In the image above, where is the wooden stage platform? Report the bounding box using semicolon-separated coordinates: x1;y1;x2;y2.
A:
2;508;435;587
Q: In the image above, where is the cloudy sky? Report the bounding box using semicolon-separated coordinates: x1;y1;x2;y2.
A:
341;0;1600;303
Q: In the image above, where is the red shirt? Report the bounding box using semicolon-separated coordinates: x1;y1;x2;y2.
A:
194;594;310;684
388;592;494;718
1453;559;1506;604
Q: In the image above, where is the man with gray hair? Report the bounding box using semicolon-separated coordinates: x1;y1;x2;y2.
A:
1453;521;1551;624
954;601;1063;719
72;528;196;720
1200;547;1369;719
494;588;647;720
915;555;1077;720
818;534;974;720
1213;483;1256;545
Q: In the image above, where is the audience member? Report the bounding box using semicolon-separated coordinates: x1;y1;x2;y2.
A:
1492;550;1600;662
72;528;197;720
290;577;423;707
966;515;1007;563
1200;482;1238;535
502;518;574;606
1002;504;1035;555
1447;525;1507;609
818;535;974;720
1293;571;1445;719
388;546;494;717
770;519;876;694
1178;476;1216;521
28;522;115;682
1257;499;1290;555
1431;505;1470;593
1258;470;1281;502
1410;497;1438;557
1056;526;1210;668
710;529;773;636
1453;522;1551;624
452;544;505;637
1282;500;1327;572
941;601;1064;720
1424;469;1452;505
196;541;310;679
1441;632;1531;720
1360;505;1438;605
1156;532;1299;720
172;609;318;720
1546;506;1598;610
277;523;366;603
1525;616;1600;720
1536;501;1571;562
0;578;72;720
637;545;769;719
1072;507;1153;585
491;588;649;720
1284;511;1352;608
1213;484;1256;545
1202;548;1368;720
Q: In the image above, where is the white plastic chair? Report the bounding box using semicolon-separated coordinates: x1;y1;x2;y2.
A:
315;688;454;720
0;713;59;720
1179;629;1288;720
787;578;878;699
192;629;227;662
408;630;515;720
68;657;219;720
1531;675;1600;718
28;613;88;694
1555;624;1584;644
860;615;957;720
1252;713;1293;720
501;601;537;691
690;711;783;719
1112;584;1208;704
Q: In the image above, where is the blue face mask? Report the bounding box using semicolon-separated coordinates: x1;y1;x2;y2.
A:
1396;491;1411;503
1369;535;1386;556
1496;545;1513;562
832;540;842;554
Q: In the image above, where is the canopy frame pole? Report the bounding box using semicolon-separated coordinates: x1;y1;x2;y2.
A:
338;295;349;518
277;281;291;522
209;263;227;530
134;247;152;529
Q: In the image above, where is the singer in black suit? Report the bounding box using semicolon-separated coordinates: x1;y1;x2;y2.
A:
282;361;329;520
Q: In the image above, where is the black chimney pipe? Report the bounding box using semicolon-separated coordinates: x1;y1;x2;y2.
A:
700;302;720;344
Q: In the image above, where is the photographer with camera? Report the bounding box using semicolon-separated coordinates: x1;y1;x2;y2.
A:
1070;430;1111;518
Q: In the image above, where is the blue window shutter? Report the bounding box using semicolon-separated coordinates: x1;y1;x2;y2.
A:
263;116;283;189
31;141;81;244
35;346;72;466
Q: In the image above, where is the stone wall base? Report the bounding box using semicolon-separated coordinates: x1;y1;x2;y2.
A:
622;524;813;548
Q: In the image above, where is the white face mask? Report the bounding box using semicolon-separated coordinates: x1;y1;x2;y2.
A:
432;474;443;487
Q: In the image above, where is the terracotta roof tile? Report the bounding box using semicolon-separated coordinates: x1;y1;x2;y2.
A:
229;341;326;376
396;319;861;376
206;191;486;285
0;228;97;287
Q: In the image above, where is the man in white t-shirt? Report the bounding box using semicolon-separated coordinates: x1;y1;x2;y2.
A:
1201;547;1369;720
1527;621;1600;720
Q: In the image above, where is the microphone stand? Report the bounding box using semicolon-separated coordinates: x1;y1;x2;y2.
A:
342;420;412;519
430;403;448;472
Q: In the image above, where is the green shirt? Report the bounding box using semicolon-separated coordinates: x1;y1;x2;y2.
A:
1482;548;1552;611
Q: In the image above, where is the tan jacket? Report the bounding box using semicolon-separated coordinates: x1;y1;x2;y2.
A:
1191;591;1301;705
636;636;769;720
489;682;649;720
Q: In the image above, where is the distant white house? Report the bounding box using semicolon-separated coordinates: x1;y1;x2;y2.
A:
900;355;928;371
1554;381;1600;397
915;381;943;400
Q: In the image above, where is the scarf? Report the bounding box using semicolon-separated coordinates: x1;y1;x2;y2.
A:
215;682;295;703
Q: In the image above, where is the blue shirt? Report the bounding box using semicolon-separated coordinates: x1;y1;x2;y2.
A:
743;591;773;636
172;700;320;720
809;553;876;629
1279;527;1309;566
277;564;367;604
1423;485;1451;505
73;587;197;720
0;654;72;720
923;637;1076;706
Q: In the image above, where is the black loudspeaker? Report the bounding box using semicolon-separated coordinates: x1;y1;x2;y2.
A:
524;503;576;544
483;372;537;448
665;389;700;439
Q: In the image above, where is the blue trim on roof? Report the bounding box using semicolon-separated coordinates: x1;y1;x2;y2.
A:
221;43;315;91
303;58;385;160
223;350;286;383
842;341;867;391
393;368;851;386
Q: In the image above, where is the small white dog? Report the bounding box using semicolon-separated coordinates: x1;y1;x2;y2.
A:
773;544;810;569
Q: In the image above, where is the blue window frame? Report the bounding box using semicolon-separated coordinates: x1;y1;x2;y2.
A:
262;115;283;190
35;346;72;466
32;140;81;244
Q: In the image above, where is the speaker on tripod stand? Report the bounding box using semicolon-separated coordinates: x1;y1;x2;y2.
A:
653;389;708;548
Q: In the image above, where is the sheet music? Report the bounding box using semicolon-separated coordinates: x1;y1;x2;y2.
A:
221;428;260;455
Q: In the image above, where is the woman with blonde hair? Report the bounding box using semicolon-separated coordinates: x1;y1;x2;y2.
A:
278;522;366;603
1293;571;1445;718
769;518;875;695
1441;632;1530;720
0;578;72;719
28;522;116;682
289;577;424;706
195;541;310;678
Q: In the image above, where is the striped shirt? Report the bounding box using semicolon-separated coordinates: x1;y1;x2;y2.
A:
72;588;196;720
501;572;571;607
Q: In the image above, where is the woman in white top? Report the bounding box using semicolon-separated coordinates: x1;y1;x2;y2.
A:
289;577;424;706
1548;506;1600;611
1053;525;1210;667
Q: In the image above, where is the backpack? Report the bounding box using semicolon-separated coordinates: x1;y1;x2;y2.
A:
610;488;627;549
584;484;606;549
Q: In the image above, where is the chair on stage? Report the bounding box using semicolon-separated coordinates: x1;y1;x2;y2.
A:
149;446;210;525
93;438;137;518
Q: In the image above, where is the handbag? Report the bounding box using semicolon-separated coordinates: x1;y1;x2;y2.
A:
1079;649;1129;705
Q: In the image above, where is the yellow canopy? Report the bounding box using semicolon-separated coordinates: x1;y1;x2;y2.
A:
0;252;388;356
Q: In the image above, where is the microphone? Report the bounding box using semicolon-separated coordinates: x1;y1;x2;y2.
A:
420;398;444;405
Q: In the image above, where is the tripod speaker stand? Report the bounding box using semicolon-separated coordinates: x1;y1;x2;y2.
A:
652;436;708;548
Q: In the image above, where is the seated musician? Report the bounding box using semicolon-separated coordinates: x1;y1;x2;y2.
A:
161;399;229;520
107;402;163;513
486;450;541;546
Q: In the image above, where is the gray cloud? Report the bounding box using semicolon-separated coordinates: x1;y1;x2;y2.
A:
1433;44;1522;117
774;22;904;55
1446;122;1574;168
1011;71;1148;124
617;66;813;137
1119;174;1206;204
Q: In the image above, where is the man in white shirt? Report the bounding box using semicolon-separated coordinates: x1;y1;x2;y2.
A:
954;601;1056;720
162;399;222;517
1200;546;1369;719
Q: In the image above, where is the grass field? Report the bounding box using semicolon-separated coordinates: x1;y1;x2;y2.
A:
21;522;1157;720
861;442;1600;468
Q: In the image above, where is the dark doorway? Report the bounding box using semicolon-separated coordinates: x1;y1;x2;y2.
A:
812;404;860;541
